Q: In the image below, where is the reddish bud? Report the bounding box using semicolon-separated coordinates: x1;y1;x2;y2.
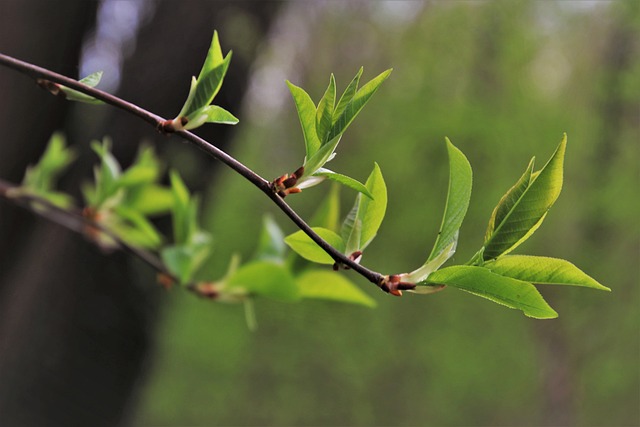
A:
292;166;305;179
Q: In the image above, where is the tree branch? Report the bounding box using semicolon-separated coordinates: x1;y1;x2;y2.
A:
0;53;389;291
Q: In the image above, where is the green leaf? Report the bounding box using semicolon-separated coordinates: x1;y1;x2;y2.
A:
485;157;535;242
340;163;387;253
227;261;300;302
485;256;610;291
197;31;224;81
297;270;376;307
301;134;341;177
202;105;239;125
90;139;122;207
22;132;76;196
161;233;212;285
110;205;163;249
314;168;373;199
117;145;162;188
484;135;567;260
79;71;103;87
327;68;392;141
175;31;232;122
309;184;341;232
424;265;558;319
188;56;232;115
284;227;345;265
124;185;174;215
428;138;472;262
315;74;336;144
58;71;104;104
254;215;287;262
169;171;198;245
287;80;322;159
332;67;363;125
402;239;457;288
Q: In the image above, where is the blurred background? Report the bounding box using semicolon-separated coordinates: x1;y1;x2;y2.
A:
0;1;638;426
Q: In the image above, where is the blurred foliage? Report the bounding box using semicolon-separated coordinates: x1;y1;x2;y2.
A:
134;1;639;425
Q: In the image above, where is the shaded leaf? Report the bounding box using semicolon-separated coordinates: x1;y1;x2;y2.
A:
340;163;387;252
309;184;341;232
255;215;287;262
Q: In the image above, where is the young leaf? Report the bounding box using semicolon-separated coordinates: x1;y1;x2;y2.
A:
340;163;387;253
326;68;392;142
20;132;76;208
485;157;535;242
485;256;610;291
301;134;341;178
58;71;105;104
314;168;373;199
161;234;212;285
332;67;363;124
110;205;163;249
297;270;376;307
402;239;457;287
423;265;558;319
227;261;300;302
284;227;345;264
187;57;232;117
174;31;235;129
315;74;336;144
427;138;472;262
483;135;567;260
287;81;321;159
254;215;287;262
125;185;174;215
202;105;239;125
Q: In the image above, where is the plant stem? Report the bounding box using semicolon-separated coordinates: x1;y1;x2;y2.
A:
0;53;386;290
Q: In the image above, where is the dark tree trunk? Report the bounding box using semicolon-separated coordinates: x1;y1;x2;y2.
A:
0;2;281;426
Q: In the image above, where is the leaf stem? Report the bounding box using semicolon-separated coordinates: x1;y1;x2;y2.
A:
0;53;386;290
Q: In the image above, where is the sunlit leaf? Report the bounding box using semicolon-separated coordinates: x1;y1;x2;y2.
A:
314;168;373;199
485;157;535;242
287;80;321;159
297;270;376;307
427;138;472;262
284;227;345;264
327;68;392;141
315;74;336;144
332;67;363;125
483;135;567;260
202;105;239;125
423;265;558;319
485;255;610;291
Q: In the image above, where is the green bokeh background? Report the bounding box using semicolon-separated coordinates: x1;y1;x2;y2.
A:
134;2;639;425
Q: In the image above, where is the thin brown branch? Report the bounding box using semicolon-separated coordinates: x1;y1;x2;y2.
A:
0;53;391;292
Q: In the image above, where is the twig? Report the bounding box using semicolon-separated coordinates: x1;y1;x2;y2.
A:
0;53;391;291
